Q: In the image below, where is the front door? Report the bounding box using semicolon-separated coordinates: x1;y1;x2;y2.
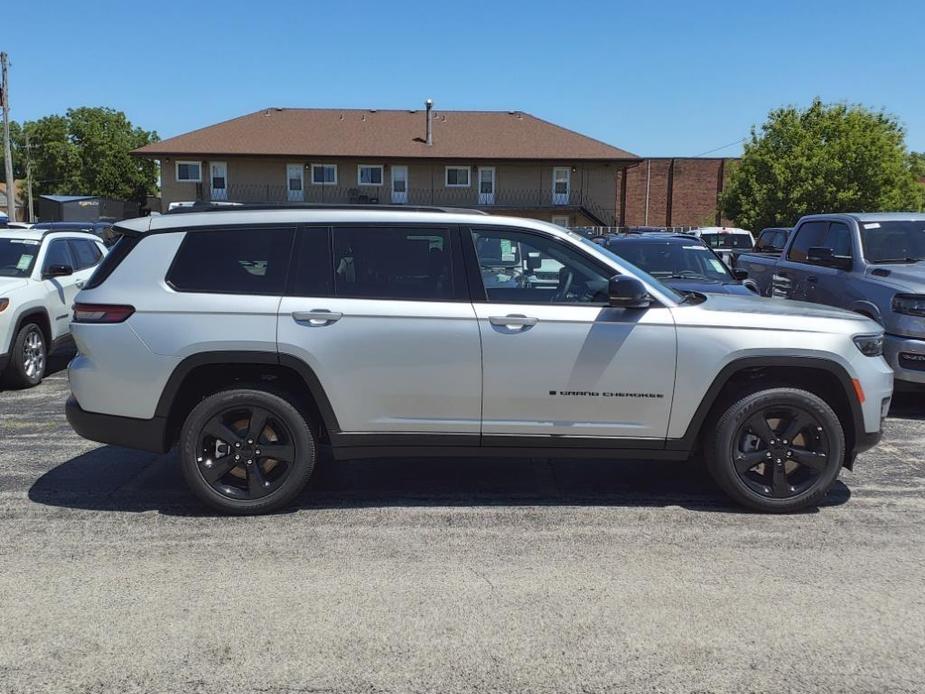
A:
210;161;228;201
287;164;304;202
772;219;827;300
277;224;482;435
468;226;677;440
478;167;495;205
552;167;570;205
39;238;82;340
391;166;408;204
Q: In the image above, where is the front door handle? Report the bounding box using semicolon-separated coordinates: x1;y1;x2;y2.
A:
292;309;343;326
489;314;538;330
75;280;85;289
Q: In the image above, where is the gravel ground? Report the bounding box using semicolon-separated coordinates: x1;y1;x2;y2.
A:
1;354;924;693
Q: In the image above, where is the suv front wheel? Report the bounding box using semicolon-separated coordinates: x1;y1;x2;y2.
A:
3;323;47;389
706;388;846;513
179;388;316;514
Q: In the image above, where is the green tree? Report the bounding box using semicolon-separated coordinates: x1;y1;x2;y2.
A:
910;151;925;179
720;99;924;230
19;107;158;213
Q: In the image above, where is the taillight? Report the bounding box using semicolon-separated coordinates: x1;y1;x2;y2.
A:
73;303;135;323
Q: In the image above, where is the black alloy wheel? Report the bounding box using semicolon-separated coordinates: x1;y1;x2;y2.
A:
180;388;316;514
731;405;829;499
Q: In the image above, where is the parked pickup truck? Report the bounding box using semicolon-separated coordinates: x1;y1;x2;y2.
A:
737;213;925;386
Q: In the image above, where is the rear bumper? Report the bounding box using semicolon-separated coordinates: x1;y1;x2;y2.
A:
883;333;925;385
66;395;170;453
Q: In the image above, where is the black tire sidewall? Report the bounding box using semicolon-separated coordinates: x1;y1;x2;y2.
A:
5;323;46;388
180;388;316;514
707;388;845;513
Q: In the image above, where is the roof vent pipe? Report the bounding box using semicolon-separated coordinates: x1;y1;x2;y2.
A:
425;99;433;146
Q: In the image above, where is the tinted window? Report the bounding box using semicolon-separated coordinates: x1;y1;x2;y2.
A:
0;238;40;277
167;227;294;294
84;234;139;290
289;227;334;297
472;228;610;304
333;226;453;300
699;233;753;249
68;239;103;270
606;240;732;282
860;221;925;263
823;222;853;258
757;230;785;252
43;239;75;272
787;221;829;262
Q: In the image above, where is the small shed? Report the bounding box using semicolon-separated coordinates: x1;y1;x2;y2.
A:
38;195;140;222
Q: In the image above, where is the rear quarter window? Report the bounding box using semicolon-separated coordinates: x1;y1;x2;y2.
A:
166;227;295;295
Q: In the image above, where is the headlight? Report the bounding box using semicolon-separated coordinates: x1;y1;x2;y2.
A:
853;334;884;357
892;294;925;317
0;298;8;313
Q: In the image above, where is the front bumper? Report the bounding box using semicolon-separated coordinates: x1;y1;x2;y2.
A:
883;333;925;385
66;395;170;453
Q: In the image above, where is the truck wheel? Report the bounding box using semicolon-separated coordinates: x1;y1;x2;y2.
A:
179;388;316;515
3;323;47;389
705;388;845;513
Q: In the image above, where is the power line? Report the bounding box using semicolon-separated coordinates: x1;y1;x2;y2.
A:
692;137;746;158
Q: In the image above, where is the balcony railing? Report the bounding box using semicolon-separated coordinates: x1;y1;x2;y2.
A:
197;183;617;225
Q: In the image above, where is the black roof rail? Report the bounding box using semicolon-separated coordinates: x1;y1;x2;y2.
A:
164;202;490;215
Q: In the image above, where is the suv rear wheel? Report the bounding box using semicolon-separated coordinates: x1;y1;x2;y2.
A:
706;388;845;513
3;323;47;389
179;388;316;514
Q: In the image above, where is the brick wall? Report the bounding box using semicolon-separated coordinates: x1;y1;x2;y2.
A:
619;158;737;227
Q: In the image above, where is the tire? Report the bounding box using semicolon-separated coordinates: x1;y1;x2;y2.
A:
705;387;845;513
179;387;316;515
3;323;47;389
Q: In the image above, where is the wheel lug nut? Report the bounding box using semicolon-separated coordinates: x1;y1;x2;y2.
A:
255;449;261;455
247;459;253;465
782;440;788;445
247;439;254;445
235;442;241;448
234;455;240;461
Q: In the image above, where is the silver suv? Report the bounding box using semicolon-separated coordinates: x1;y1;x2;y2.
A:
65;207;893;514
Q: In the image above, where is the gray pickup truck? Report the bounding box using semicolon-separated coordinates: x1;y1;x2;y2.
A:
737;213;925;387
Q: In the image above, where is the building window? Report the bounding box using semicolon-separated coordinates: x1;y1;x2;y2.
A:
287;164;305;201
551;215;570;227
311;164;337;185
358;164;384;186
552;167;570;205
176;161;201;182
445;166;470;187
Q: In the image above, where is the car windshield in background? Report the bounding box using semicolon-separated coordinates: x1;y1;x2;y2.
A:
0;238;40;277
699;233;753;249
606;240;733;282
860;221;925;263
572;234;684;303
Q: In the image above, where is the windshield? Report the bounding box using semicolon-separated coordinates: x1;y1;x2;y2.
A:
572;234;684;303
0;238;40;277
699;233;753;249
606;241;733;282
860;221;925;263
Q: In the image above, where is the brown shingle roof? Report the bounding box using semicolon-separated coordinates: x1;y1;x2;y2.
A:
133;108;637;160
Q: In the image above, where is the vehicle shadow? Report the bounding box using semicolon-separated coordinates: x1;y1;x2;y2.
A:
888;390;925;421
28;445;851;517
0;347;73;393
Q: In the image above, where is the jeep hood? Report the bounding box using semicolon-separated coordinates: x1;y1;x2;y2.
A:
694;293;871;323
0;276;28;294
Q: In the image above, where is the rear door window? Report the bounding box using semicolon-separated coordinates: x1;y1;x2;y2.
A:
68;239;103;270
332;226;454;300
167;227;295;294
42;239;75;272
288;227;334;297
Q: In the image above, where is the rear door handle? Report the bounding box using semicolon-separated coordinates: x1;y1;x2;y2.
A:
489;314;538;330
292;309;343;326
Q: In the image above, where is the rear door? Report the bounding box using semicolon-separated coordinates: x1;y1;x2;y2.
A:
277;224;482;436
466;225;677;441
772;220;828;300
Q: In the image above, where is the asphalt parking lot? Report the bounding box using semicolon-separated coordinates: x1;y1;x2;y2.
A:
1;355;924;693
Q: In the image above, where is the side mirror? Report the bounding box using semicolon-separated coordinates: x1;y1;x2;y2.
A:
808;247;852;270
44;264;74;279
526;253;542;271
732;269;749;280
608;275;650;309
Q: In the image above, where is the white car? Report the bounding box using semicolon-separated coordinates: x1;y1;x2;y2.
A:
0;229;107;387
689;226;755;265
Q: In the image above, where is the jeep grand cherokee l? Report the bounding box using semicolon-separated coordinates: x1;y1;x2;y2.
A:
66;207;893;514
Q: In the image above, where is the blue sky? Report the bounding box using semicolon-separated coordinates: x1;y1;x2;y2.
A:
5;0;924;156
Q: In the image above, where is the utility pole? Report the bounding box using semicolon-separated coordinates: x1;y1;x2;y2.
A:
25;128;34;222
1;52;15;223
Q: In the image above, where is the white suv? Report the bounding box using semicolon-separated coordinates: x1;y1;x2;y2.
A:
65;207;893;514
0;229;107;387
